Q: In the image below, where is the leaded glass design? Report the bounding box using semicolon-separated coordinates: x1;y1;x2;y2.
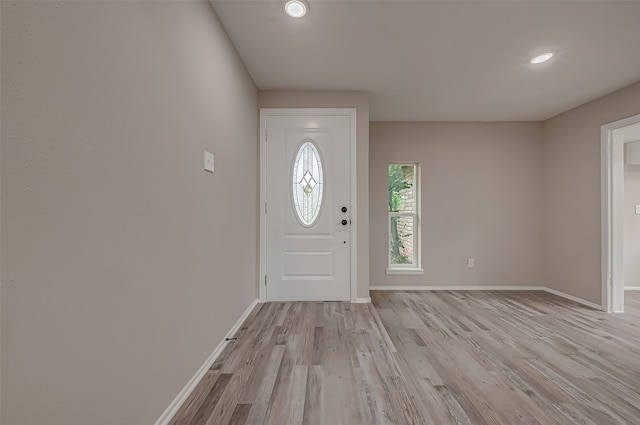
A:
292;140;324;226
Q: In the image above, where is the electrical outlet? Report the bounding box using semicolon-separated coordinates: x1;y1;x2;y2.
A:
467;258;475;268
204;151;214;172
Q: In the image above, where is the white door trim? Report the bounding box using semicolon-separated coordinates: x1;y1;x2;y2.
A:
601;113;640;313
259;108;357;302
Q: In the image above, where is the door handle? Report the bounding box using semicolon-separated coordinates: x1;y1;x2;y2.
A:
340;219;348;226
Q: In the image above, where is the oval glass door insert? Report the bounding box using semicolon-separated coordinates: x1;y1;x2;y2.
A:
292;139;324;226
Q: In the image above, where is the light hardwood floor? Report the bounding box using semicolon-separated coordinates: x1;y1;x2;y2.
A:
168;290;640;425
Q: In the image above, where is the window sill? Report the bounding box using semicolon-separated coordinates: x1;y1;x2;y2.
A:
386;268;424;275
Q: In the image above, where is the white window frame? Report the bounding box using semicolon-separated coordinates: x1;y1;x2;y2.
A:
386;163;423;275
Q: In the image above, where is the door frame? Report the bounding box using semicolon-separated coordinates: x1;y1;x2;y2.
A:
601;113;640;312
259;108;357;302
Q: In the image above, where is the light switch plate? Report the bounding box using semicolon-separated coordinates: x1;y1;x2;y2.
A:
636;205;640;215
204;151;214;172
467;258;475;268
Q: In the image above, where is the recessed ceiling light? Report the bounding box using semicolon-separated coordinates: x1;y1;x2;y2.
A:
285;0;307;18
530;52;554;64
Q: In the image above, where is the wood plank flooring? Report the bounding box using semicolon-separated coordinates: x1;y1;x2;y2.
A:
168;291;640;425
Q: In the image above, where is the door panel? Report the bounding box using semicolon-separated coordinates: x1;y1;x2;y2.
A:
283;251;333;277
265;114;350;301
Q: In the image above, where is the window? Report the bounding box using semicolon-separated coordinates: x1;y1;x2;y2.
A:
387;164;422;274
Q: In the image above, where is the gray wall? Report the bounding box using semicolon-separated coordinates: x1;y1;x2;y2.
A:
542;81;640;305
1;2;258;424
258;91;371;299
369;122;544;288
625;161;640;288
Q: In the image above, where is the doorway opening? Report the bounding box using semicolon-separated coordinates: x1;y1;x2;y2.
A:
601;114;640;312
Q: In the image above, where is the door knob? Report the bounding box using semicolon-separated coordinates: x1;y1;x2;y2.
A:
341;219;348;226
341;206;348;213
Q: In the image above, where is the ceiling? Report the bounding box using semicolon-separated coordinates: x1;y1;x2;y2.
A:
210;1;640;122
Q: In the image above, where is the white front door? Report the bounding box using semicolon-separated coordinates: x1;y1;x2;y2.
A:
264;112;352;301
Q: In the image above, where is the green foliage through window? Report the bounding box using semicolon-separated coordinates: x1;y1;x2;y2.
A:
389;165;415;265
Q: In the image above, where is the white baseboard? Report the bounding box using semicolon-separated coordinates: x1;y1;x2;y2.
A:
370;285;544;291
624;287;640;291
154;299;259;425
369;285;603;310
354;297;372;303
541;288;602;310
